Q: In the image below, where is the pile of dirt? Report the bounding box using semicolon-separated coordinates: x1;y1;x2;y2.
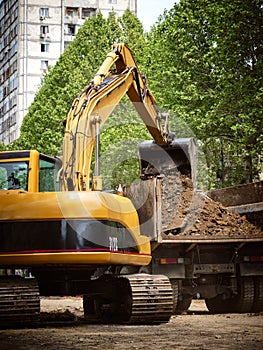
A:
161;173;263;239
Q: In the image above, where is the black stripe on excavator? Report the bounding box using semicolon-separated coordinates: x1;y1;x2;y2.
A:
131;66;144;103
0;150;31;159
0;219;139;253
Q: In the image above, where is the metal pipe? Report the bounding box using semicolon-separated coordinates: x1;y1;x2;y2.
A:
94;116;101;177
92;116;102;191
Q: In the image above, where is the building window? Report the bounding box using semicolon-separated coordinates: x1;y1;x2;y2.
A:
65;7;78;18
82;8;96;19
40;26;49;35
41;43;49;52
41;60;49;69
109;0;117;3
65;24;76;35
40;8;49;18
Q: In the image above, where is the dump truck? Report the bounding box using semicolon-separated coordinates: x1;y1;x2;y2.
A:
124;161;263;314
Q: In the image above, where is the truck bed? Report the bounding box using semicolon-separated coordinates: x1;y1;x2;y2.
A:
208;181;263;230
124;176;263;244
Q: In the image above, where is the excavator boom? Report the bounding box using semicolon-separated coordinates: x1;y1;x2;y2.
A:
62;43;194;192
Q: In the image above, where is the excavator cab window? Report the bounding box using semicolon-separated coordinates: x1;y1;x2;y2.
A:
0;161;28;190
39;154;61;192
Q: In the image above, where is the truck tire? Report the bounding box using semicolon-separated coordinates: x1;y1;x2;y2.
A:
170;279;192;314
206;277;255;314
251;277;263;312
175;296;192;314
231;276;254;313
205;294;232;314
170;279;179;313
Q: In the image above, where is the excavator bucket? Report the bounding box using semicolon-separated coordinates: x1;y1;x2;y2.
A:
138;137;197;188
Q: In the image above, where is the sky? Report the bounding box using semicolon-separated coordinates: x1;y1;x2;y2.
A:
137;0;176;31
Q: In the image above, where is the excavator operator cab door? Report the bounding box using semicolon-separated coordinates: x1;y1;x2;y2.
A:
0;162;28;191
0;151;31;191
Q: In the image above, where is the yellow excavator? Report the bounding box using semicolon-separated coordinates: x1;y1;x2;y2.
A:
0;44;193;326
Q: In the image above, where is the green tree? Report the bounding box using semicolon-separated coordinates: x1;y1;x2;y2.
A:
0;143;6;151
146;0;263;187
118;9;146;65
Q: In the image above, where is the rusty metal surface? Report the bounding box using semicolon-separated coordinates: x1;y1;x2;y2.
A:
228;202;263;214
207;181;263;207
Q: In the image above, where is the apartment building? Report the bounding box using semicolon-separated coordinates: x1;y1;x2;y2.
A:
0;0;137;145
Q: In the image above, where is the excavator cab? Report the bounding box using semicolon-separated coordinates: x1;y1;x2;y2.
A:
0;150;61;192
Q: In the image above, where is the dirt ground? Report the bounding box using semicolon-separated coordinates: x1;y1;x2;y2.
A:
0;298;262;350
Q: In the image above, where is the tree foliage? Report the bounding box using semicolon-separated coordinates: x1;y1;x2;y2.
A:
10;4;263;189
145;0;263;187
0;143;6;151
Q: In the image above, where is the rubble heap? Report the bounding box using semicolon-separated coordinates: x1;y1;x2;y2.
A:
161;173;262;239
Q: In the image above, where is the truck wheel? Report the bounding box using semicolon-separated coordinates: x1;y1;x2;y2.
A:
205;294;232;314
231;276;254;313
175;296;192;314
170;279;179;313
169;279;192;314
251;277;263;312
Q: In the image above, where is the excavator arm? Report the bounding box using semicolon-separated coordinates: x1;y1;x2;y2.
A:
62;43;175;192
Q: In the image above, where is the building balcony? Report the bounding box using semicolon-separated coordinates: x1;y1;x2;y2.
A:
64;34;75;42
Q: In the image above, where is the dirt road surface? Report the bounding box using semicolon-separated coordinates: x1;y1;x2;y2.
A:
0;298;262;350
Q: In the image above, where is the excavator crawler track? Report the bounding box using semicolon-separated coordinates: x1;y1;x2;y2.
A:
0;276;40;327
124;274;173;324
83;273;173;324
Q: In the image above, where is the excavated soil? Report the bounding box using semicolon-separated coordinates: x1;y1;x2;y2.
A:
161;173;262;239
0;298;262;349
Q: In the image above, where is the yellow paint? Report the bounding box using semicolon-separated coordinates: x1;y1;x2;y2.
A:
0;251;151;266
0;189;151;265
